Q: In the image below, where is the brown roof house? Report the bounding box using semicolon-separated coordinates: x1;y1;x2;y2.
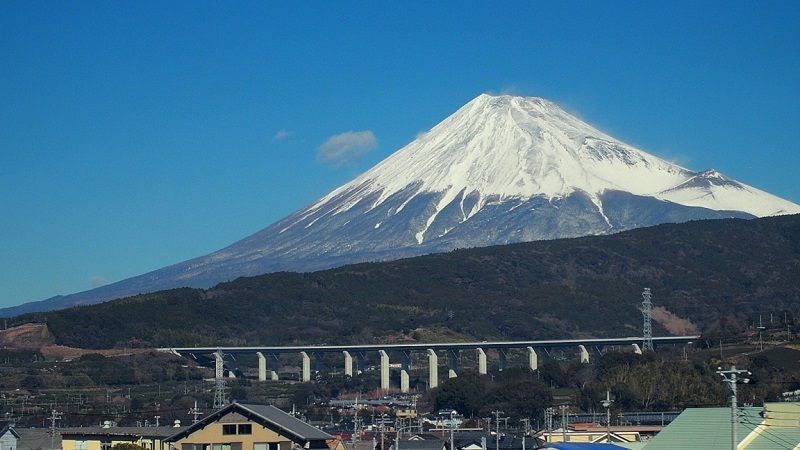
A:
165;403;333;450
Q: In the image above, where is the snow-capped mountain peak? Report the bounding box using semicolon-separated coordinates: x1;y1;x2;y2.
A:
5;93;799;316
336;93;691;201
304;93;797;244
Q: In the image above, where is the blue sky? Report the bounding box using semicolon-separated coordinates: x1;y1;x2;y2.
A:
1;1;799;307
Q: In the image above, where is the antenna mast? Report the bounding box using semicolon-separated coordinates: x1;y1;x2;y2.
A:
641;288;653;351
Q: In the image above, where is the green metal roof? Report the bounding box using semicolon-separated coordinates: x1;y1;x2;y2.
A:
740;403;800;450
643;407;762;450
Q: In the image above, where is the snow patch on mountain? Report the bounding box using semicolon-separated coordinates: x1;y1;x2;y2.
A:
298;94;799;240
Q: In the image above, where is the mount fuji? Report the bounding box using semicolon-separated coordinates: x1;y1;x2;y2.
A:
5;94;799;316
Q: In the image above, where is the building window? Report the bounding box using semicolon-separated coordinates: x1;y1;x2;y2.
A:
223;424;237;435
101;440;113;450
76;441;88;450
255;444;275;450
238;424;252;435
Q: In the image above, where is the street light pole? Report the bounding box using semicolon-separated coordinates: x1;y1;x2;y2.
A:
450;411;455;450
601;391;613;442
717;365;751;450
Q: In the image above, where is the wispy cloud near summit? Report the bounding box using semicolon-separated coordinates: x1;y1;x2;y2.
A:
317;130;377;168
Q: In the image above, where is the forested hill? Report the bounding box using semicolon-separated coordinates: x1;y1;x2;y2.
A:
14;214;800;349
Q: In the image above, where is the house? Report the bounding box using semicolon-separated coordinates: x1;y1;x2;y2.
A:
165;403;333;450
389;440;445;450
451;432;541;450
16;428;61;450
642;403;800;449
0;424;20;450
537;426;642;445
60;425;186;450
541;444;634;449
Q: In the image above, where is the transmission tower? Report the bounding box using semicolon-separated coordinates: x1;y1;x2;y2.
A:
641;288;653;351
213;350;228;410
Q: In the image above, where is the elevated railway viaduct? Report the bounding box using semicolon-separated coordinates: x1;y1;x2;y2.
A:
161;336;697;393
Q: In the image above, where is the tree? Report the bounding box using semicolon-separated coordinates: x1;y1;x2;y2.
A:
482;378;552;420
431;371;487;417
113;444;146;450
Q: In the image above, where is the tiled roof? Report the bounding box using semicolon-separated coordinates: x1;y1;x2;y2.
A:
167;403;332;443
238;404;332;441
16;428;60;450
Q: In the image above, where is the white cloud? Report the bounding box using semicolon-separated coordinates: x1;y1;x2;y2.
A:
90;275;107;288
273;130;291;141
317;130;377;168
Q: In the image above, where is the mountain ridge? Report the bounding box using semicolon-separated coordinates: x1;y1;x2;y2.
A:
4;94;798;316
12;213;800;349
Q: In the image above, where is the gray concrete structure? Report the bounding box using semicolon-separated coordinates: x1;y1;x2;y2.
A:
165;336;696;356
164;335;697;389
301;351;311;382
400;352;411;393
527;346;538;371
343;351;354;376
257;351;267;381
427;349;438;388
379;349;390;391
477;348;487;375
578;345;590;364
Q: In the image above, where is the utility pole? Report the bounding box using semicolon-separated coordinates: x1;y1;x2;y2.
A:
379;420;384;450
558;405;569;443
601;391;613;442
717;366;751;450
188;401;203;424
491;410;504;450
520;418;530;436
520;418;529;450
352;413;362;444
449;411;456;450
757;316;765;351
48;409;62;450
544;408;554;442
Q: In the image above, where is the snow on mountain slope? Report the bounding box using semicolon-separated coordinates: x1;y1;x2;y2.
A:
656;169;800;217
294;93;797;243
3;93;798;316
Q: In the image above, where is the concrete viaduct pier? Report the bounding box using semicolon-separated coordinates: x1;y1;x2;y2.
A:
162;336;697;393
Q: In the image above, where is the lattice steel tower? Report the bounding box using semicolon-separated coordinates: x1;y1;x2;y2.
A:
641;288;653;351
213;349;228;410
